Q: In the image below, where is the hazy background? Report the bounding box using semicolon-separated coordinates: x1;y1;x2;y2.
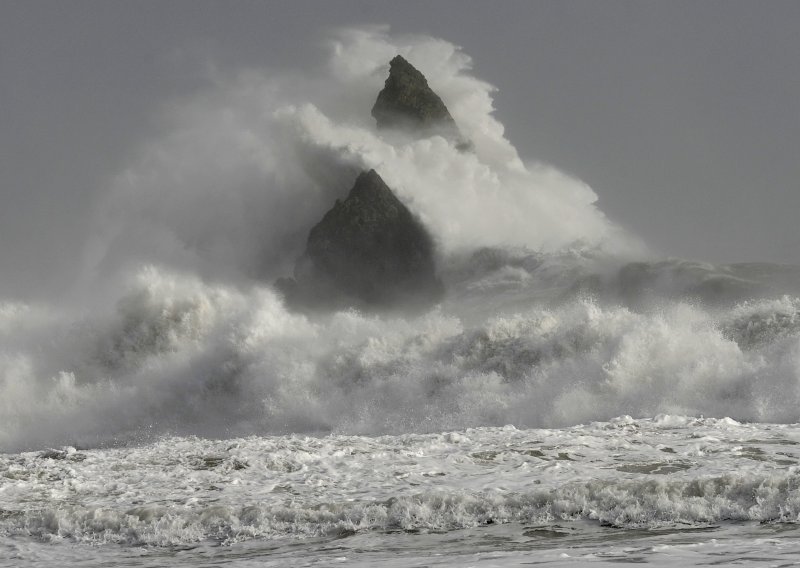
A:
2;0;798;300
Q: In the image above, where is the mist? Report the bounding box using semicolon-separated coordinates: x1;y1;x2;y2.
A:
50;25;636;310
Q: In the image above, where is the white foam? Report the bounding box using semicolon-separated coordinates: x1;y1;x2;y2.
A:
2;264;800;451
2;419;800;548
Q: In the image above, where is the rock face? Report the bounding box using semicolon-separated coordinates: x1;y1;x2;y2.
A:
372;55;458;132
280;169;442;310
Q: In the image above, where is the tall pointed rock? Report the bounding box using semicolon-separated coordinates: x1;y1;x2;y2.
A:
280;170;443;310
372;55;458;131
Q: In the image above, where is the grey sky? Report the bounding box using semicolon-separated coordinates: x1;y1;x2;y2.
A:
2;1;799;299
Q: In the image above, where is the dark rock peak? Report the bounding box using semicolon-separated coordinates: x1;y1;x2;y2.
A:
329;169;397;211
279;169;443;311
371;55;458;131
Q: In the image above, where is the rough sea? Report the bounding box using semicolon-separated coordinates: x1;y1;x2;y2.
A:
3;28;800;566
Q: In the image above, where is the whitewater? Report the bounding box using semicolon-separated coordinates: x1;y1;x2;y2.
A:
3;28;800;566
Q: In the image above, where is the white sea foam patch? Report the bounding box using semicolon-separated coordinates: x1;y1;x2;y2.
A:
2;265;800;451
2;420;800;547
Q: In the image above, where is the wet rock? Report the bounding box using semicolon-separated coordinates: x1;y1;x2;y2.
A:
372;55;456;129
372;55;469;149
279;169;442;310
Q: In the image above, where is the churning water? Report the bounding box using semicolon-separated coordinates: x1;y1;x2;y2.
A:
3;27;800;566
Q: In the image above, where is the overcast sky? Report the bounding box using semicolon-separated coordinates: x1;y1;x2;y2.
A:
2;1;799;298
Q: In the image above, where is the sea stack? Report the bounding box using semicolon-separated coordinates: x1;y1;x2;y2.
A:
372;55;457;130
279;169;443;310
276;56;459;311
371;55;469;149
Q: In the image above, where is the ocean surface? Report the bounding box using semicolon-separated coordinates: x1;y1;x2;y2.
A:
3;29;800;566
4;419;800;566
4;257;800;566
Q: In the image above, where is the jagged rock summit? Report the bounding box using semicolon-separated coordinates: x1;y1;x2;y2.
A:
279;169;442;310
372;55;458;132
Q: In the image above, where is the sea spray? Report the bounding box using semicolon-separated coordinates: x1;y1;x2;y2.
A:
81;27;629;299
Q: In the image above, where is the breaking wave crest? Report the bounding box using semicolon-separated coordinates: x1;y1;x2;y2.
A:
13;473;800;545
2;265;800;451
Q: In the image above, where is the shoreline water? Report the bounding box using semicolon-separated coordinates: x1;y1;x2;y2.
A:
3;418;800;566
